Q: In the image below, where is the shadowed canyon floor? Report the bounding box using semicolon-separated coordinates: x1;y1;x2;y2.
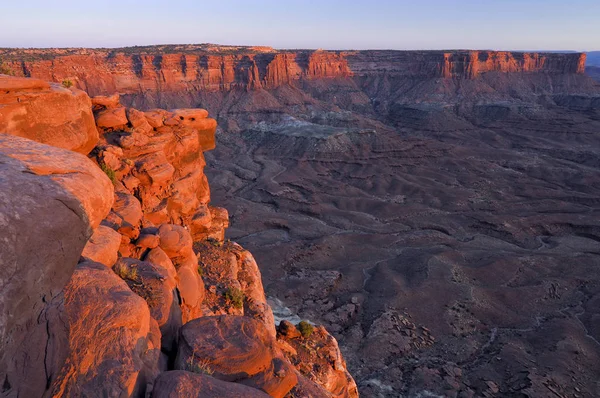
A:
7;46;600;397
204;94;600;397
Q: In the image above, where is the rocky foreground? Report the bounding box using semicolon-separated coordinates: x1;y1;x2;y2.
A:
0;74;358;397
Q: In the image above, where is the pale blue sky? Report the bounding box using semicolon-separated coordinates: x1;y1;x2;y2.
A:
1;0;598;50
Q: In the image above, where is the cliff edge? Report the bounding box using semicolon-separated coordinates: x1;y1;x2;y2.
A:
0;74;358;398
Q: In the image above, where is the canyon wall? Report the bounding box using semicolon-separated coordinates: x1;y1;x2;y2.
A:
345;50;586;78
0;47;586;98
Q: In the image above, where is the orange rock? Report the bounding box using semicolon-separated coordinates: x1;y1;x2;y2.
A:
144;110;166;128
118;131;150;148
136;233;160;249
91;93;120;109
144;246;177;281
50;261;160;397
158;224;193;258
81;225;121;267
95;106;128;129
0;76;98;154
112;258;179;333
0;75;49;90
176;315;275;381
0;135;113;229
176;264;205;322
0;137;111;397
113;192;143;228
277;324;359;398
171;108;209;120
196;118;218;151
152;371;270;398
239;358;298;398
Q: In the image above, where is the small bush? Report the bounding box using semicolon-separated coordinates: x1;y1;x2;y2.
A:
100;163;116;183
0;62;14;76
297;321;314;338
114;264;138;281
224;287;244;309
207;237;222;247
61;79;73;88
197;264;204;277
186;356;213;375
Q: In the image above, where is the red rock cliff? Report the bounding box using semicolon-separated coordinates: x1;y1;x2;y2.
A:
344;50;587;79
1;47;585;97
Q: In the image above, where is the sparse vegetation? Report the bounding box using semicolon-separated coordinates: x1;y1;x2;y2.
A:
297;321;314;338
224;287;244;309
0;61;14;75
114;263;138;281
61;79;73;88
207;237;222;247
197;264;204;277
100;163;117;184
186;355;213;375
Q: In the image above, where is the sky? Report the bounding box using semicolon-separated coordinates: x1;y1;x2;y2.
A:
1;0;599;51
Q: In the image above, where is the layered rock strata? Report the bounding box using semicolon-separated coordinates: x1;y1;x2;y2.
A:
0;47;586;99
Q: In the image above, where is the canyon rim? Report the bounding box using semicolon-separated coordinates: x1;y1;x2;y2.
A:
1;39;600;398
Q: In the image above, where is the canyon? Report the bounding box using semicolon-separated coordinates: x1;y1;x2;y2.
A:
3;45;600;397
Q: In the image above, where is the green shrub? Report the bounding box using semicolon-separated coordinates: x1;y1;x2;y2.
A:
297;321;314;338
100;163;116;183
61;79;73;88
224;287;244;309
197;264;204;277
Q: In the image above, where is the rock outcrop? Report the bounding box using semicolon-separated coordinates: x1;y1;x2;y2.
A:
153;371;271;398
50;261;161;397
0;134;113;397
0;134;113;396
0;74;357;397
0;75;98;154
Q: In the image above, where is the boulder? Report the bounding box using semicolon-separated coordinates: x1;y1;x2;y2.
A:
144;110;166;128
152;371;270;398
112;257;181;352
112;191;143;232
0;135;114;229
171;108;209;121
50;261;161;397
127;108;153;134
239;358;298;398
175;316;275;381
91;93;120;109
0;136;112;397
144;247;177;281
95;106;128;129
81;225;121;267
175;316;298;397
158;224;193;258
0;76;98;154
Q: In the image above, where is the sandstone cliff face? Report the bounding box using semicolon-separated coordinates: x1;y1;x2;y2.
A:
0;75;98;154
0;74;357;397
4;50;351;96
1;47;585;101
344;50;586;79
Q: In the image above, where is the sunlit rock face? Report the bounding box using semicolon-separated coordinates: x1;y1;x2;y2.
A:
0;73;358;398
0;75;98;154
